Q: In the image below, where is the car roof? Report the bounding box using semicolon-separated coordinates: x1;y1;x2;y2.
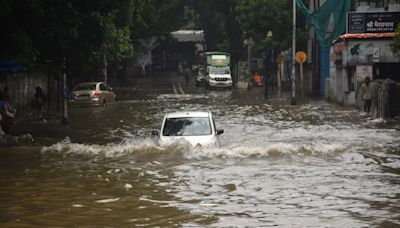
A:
165;111;211;118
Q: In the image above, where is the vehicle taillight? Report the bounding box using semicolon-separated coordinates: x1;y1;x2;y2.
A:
93;91;100;97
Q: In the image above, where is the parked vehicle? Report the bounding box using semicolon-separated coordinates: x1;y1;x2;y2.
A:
153;111;224;147
204;52;233;89
69;82;117;107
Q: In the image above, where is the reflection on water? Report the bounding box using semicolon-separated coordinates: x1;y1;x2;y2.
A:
1;85;400;227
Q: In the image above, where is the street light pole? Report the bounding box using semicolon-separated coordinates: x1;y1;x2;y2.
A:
244;35;254;82
45;60;51;111
62;58;69;125
291;0;297;105
265;31;273;99
104;53;108;85
247;42;251;75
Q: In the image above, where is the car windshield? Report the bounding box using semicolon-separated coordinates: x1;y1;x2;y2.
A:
209;67;230;74
162;117;212;136
74;84;97;91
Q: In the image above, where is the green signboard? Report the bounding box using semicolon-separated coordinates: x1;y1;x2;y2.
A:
205;52;230;67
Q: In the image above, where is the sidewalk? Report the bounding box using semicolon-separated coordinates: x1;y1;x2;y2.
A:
1;105;70;146
2;75;145;146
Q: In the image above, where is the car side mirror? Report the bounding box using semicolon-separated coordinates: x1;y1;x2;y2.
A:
216;129;224;135
151;130;159;136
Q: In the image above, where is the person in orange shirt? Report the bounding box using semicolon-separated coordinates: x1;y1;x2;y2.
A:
254;73;262;85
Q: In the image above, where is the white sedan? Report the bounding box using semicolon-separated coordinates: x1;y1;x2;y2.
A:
154;111;224;147
69;82;117;107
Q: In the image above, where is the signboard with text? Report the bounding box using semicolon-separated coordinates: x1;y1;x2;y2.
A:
347;12;400;34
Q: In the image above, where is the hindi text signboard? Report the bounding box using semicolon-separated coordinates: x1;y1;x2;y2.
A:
347;12;400;34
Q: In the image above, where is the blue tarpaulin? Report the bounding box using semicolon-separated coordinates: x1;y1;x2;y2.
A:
0;61;26;74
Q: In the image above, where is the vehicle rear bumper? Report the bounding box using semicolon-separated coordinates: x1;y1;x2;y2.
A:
69;99;101;107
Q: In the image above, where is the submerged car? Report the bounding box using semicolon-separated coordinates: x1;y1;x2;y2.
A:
69;82;117;107
154;111;224;147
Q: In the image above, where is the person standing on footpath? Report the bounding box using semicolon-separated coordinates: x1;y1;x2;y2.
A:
3;86;10;103
34;86;46;121
0;92;16;135
360;77;373;114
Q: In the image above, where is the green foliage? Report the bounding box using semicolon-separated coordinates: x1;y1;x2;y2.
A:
0;0;184;79
235;0;307;54
390;24;400;57
236;0;290;50
95;11;133;61
0;0;309;77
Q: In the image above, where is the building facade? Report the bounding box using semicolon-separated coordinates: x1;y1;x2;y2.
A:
327;0;400;117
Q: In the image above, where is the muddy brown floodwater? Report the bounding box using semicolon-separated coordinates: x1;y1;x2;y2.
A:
1;72;400;227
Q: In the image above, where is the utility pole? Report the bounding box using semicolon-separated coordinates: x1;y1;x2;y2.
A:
104;54;108;85
291;0;297;105
244;35;254;80
247;39;252;75
62;58;69;125
45;60;51;111
265;31;273;99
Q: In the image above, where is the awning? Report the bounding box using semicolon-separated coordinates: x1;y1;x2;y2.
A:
0;61;26;74
336;33;396;42
171;30;204;43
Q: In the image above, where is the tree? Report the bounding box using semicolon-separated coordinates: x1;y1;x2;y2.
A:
186;0;243;62
1;0;308;79
390;24;400;57
235;0;307;54
0;0;138;80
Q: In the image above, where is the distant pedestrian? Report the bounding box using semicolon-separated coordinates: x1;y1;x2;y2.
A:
178;63;184;75
0;92;16;135
184;67;191;83
3;86;10;103
360;77;372;113
34;86;46;121
141;63;146;77
263;73;268;99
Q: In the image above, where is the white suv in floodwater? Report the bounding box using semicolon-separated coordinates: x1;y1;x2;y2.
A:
206;66;233;89
154;111;224;147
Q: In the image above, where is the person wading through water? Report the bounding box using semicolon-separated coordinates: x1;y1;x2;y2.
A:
34;86;47;121
361;77;373;114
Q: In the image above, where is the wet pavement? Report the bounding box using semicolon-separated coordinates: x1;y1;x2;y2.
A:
1;71;400;227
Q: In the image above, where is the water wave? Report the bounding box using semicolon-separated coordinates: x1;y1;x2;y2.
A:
41;136;353;160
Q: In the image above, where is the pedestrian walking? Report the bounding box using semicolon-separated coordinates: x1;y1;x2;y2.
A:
360;77;373;114
263;73;268;99
178;62;184;75
33;86;46;121
3;86;10;103
0;92;16;135
141;63;146;77
184;67;191;83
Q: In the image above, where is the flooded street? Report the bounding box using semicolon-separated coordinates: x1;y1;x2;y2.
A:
1;72;400;227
